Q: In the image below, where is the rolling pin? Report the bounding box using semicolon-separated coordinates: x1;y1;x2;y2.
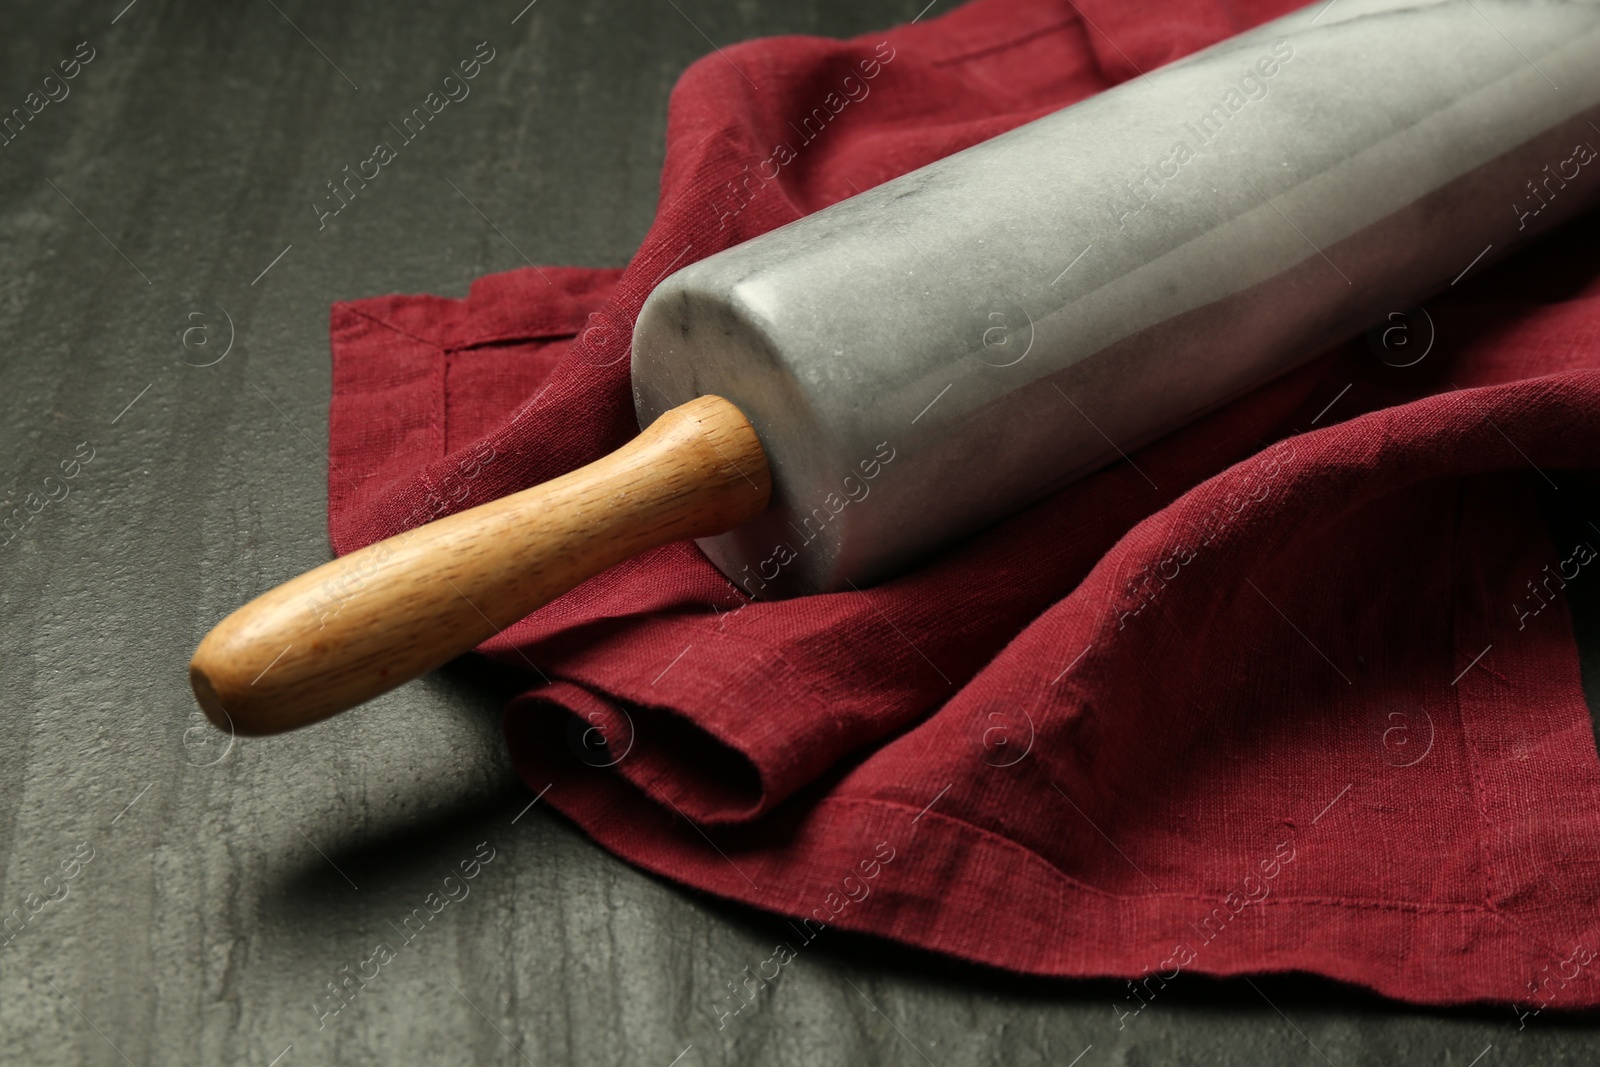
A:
192;0;1600;734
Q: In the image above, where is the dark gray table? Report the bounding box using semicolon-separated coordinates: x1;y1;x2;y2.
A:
2;1;1597;1063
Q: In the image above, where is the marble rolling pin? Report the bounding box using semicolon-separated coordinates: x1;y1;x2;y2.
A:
192;0;1600;734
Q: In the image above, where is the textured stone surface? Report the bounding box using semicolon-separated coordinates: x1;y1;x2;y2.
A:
0;1;1596;1064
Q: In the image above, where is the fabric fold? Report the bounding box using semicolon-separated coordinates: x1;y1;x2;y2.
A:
326;0;1600;1008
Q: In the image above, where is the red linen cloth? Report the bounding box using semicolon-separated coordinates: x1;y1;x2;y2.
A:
326;0;1600;1012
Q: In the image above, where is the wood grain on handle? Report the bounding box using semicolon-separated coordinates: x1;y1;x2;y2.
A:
190;394;771;736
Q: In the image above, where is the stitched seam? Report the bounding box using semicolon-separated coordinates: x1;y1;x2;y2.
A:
342;304;446;352
1486;901;1581;965
337;302;451;500
834;796;1113;901
826;796;1502;920
1455;478;1512;926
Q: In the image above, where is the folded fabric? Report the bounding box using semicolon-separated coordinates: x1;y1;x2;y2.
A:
326;0;1600;1012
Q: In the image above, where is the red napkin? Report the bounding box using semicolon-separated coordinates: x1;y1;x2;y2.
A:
327;0;1600;1013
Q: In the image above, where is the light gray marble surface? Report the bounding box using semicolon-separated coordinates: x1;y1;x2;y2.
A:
636;0;1600;596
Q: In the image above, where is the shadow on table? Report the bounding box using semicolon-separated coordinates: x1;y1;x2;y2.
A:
690;885;1600;1030
255;491;1600;1031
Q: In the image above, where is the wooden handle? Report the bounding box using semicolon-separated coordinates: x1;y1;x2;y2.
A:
190;394;771;735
